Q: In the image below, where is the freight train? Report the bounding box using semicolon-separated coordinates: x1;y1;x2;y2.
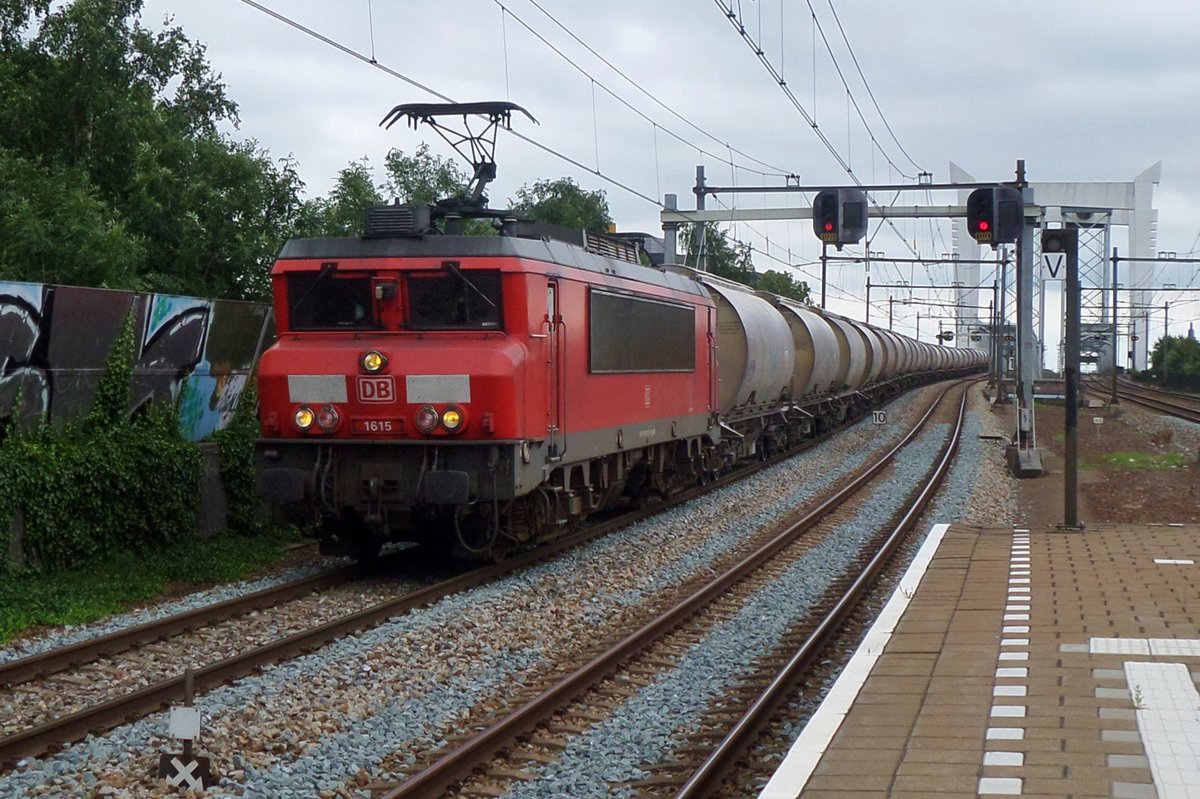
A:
254;102;985;560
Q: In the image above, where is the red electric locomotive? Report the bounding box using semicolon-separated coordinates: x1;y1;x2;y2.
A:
257;103;718;559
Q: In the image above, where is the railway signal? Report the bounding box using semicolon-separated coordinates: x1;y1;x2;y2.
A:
812;188;868;249
966;186;1023;246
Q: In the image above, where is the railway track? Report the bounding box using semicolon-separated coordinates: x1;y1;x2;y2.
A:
0;387;901;770
1084;376;1200;424
0;560;367;688
372;380;971;799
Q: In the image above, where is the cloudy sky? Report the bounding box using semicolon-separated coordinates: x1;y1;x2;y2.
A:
138;0;1200;346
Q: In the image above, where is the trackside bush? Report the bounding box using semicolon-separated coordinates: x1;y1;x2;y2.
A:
0;317;201;572
210;380;264;535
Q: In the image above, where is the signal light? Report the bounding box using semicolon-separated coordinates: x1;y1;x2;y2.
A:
966;186;1022;246
1041;227;1079;270
811;188;868;250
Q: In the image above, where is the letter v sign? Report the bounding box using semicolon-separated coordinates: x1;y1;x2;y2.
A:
1042;252;1065;281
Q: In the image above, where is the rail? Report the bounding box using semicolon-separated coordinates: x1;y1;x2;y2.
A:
378;380;970;799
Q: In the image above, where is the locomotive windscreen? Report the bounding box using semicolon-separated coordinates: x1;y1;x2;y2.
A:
589;289;695;373
406;269;503;330
288;274;375;330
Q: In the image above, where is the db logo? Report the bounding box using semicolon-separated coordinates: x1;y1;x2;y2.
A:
356;375;396;403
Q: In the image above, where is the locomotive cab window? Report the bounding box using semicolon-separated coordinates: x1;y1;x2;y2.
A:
288;273;375;330
406;266;502;330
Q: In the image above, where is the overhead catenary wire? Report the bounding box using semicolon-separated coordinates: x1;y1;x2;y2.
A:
518;0;794;178
711;0;929;268
825;0;924;174
492;0;795;181
240;0;802;275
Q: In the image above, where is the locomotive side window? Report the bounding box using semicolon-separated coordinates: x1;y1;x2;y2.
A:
589;289;695;373
406;268;502;330
288;274;375;330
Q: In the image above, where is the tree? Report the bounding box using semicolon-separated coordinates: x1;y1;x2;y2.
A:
0;147;144;288
383;143;468;205
680;222;755;285
510;177;612;232
1150;334;1200;391
756;269;811;303
295;158;384;238
0;0;305;300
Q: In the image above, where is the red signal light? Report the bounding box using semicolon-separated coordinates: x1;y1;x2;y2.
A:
823;221;834;232
978;220;990;232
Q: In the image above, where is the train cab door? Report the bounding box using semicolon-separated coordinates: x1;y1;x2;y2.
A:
546;281;563;460
707;305;718;414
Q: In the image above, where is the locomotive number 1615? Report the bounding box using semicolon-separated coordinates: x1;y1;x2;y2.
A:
352;419;400;434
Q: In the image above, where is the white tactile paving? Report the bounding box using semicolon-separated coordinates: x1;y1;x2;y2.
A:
757;524;951;799
1147;638;1200;658
978;776;1023;794
993;685;1027;697
984;751;1024;767
1090;637;1200;657
1124;661;1200;798
985;727;1025;740
979;529;1033;796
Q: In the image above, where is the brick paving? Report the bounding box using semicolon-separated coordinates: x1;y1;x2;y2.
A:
762;523;1200;798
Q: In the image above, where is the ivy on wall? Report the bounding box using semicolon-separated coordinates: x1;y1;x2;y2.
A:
0;317;206;572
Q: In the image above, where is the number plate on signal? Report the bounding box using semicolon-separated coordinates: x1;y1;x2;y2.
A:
351;418;402;435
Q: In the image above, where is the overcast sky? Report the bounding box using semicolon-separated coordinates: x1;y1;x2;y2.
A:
138;0;1200;344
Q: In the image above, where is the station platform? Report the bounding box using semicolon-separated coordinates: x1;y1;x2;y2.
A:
761;522;1200;799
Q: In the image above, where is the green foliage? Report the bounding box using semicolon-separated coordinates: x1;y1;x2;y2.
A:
0;314;200;572
1149;335;1200;390
295;157;384;238
680;221;755;285
0;147;145;288
210;380;262;534
0;0;302;300
88;313;135;425
0;527;302;643
756;269;811;303
384;143;469;204
510;177;612;232
1097;451;1188;470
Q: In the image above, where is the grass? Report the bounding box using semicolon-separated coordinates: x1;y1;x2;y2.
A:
0;527;304;645
1096;451;1189;471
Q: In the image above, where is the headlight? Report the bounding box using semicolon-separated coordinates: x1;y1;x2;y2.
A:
294;406;315;430
361;350;387;373
441;406;464;432
414;405;440;434
315;405;340;431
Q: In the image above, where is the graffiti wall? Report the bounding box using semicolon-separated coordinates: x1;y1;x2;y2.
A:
0;280;273;441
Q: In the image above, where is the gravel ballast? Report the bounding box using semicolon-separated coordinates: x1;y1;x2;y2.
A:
0;385;986;799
